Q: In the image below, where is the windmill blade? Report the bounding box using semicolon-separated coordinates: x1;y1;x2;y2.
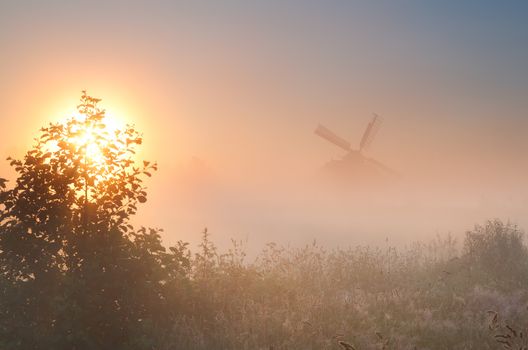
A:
359;114;383;152
315;124;352;152
364;156;399;178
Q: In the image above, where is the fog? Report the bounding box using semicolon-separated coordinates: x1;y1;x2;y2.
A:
1;1;528;252
139;117;528;253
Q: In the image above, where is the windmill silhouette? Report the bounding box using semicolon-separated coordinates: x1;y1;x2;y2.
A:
314;114;396;182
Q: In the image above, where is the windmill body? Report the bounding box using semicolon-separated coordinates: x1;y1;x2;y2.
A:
315;115;396;186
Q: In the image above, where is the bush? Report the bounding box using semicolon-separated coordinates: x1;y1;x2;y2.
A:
463;219;528;288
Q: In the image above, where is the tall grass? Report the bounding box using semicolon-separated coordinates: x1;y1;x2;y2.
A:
160;219;528;349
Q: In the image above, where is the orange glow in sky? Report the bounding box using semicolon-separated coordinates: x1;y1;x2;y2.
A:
1;1;528;250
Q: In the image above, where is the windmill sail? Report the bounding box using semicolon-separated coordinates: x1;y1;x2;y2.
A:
315;124;352;152
364;156;398;178
359;114;383;152
315;114;397;184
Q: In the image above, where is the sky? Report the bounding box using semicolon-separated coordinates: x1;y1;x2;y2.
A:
1;0;528;251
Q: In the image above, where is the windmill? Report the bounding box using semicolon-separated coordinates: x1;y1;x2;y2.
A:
314;114;396;181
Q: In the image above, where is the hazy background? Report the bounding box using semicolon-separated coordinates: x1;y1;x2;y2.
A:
1;0;527;252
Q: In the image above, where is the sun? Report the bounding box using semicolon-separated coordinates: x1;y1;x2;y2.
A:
35;92;148;205
67;109;126;167
74;124;106;165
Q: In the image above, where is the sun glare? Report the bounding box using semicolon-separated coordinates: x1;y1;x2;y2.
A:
75;127;105;165
67;109;126;167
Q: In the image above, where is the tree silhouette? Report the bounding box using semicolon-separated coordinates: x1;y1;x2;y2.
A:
0;92;183;349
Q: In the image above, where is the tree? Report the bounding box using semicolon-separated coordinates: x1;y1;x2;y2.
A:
0;92;183;349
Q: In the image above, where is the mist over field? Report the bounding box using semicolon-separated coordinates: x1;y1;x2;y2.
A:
2;111;528;251
1;1;528;349
140;134;528;251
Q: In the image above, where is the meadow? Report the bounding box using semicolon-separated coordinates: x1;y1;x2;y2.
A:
1;94;525;349
162;220;528;349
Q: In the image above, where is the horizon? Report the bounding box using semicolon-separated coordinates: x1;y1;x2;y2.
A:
1;1;528;251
